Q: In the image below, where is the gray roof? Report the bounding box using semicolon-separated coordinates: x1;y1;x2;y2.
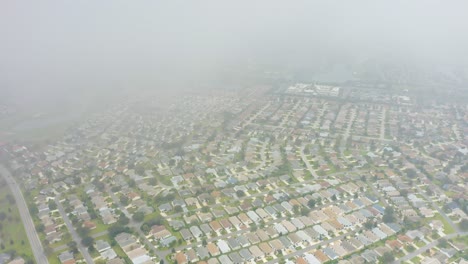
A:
228;252;243;264
218;255;233;264
196;246;209;260
239;248;253;261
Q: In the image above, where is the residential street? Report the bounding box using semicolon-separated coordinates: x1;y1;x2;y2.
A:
264;227;365;264
55;196;94;264
394;232;467;263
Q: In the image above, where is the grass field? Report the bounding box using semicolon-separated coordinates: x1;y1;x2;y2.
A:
0;182;34;262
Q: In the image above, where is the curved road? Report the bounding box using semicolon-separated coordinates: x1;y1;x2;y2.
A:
0;165;49;264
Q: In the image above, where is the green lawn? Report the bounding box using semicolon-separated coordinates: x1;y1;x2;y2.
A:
425;213;455;234
90;219;109;235
0;183;34;262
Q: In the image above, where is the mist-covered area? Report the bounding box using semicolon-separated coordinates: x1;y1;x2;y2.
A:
1;0;468;140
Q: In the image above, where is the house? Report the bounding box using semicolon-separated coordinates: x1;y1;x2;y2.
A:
200;223;212;235
249;245;264;260
303;253;321;264
291;218;305;229
160;236;177;247
190;226;203;238
175;252;187;264
228;252;243;264
196;246;209;260
386;239;403;251
287;233;302;247
265;226;279;238
209;220;222;233
227;237;241;250
255;208;269;219
313;225;328;236
256;229;270;241
278;236;293;249
95;240;111;253
313;250;330;263
274;223;288;235
330;243;347;256
219;219;233;230
186;248;198;263
237;235;250;247
239;248;253;262
269;239;285;253
115;233;138;252
237;213;253;225
282;220;297;233
296;217;312;229
218;255;233;264
258;242;274;256
58;251;75;264
296;230;313;244
126;248;150;264
246;232;260;244
372;227;387;240
149;225;171;240
322;247;339;260
228;216;242;229
341;241;356;253
247;211;261;223
337;216;353;228
217;240;231;254
304;227;320;240
206;243;220;256
180;228;193;241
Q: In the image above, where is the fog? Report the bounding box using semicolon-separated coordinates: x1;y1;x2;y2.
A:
1;0;468;110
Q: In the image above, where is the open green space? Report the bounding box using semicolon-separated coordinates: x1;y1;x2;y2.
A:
0;182;34;262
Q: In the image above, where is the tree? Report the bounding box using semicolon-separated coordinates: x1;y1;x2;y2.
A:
383;206;396;223
81;236;94;247
438;238;449;248
111;186;121;193
67;241;78;254
380;252;395;263
364;220;374;229
148;178;158;186
48;200;57;211
0;212;6;222
236;190;246;198
293;205;300;215
36;223;45;232
108;224;130;238
300;207;311;216
118;213;130;225
120;196;130;206
132;212;145;222
460;219;468;231
77;226;90;237
405;168;417;179
307;199;316;208
135;165;145;176
128;179;136;188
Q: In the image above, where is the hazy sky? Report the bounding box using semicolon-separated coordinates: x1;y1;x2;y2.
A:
1;0;468;108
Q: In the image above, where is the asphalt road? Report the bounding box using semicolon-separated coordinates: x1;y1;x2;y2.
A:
300;146;319;178
264;227;364;264
394;232;467;264
0;165;49;264
55;197;94;264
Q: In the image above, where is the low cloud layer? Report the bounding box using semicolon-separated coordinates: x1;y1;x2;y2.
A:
1;0;467;108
